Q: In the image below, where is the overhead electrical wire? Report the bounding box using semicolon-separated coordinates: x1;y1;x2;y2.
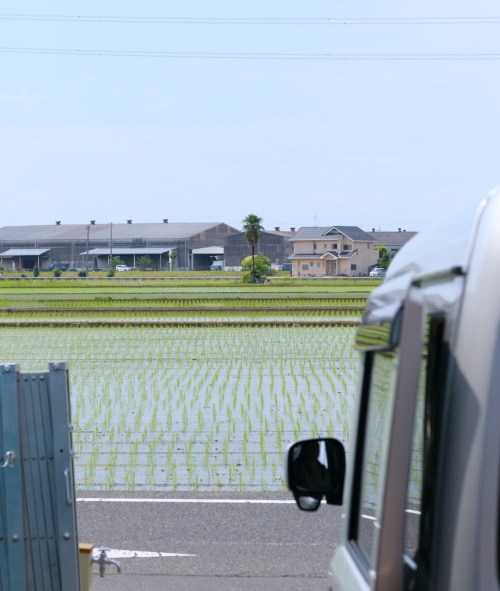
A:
0;47;499;60
0;14;500;25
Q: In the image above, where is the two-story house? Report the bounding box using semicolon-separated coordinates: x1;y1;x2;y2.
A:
289;226;378;277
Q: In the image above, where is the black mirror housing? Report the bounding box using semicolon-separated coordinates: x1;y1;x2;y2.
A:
285;438;346;511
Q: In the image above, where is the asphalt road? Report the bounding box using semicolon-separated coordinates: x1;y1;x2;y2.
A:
76;491;343;591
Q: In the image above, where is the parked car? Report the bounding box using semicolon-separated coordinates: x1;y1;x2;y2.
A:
48;263;69;271
286;187;500;590
115;265;131;272
369;267;386;277
281;263;292;271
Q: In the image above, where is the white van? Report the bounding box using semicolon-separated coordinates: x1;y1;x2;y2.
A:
286;188;500;590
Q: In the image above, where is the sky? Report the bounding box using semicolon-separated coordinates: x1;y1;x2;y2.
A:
1;1;500;232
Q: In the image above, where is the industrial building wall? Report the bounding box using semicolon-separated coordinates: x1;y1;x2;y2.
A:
0;222;240;270
224;232;293;267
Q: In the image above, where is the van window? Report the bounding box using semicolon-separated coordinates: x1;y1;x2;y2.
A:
356;351;399;566
403;316;447;580
352;315;447;582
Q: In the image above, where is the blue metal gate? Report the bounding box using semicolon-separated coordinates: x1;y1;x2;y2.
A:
0;362;80;590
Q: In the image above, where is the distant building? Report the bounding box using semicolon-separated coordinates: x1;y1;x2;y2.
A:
289;226;378;277
0;221;239;270
224;227;295;268
368;229;418;255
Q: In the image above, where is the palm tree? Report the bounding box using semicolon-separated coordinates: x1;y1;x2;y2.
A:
242;214;264;282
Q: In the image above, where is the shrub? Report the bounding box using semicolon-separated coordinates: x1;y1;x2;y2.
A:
33;266;40;277
241;255;272;283
110;256;125;267
136;255;153;268
78;269;87;277
53;268;62;277
107;269;115;277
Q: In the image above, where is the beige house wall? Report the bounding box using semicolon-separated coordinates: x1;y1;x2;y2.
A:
292;243;378;277
294;238;343;255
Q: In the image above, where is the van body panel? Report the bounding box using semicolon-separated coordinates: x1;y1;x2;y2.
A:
435;193;500;591
287;186;500;590
330;546;370;591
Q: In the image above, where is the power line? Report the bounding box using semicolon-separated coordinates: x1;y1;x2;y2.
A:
1;14;500;25
1;47;500;60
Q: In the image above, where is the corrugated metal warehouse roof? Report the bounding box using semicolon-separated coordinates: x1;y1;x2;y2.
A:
191;246;224;255
0;222;232;241
0;248;51;256
81;248;172;255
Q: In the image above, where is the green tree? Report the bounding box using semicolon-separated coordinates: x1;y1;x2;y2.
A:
241;255;271;283
242;214;264;283
53;268;62;277
169;250;177;271
33;265;40;277
110;256;125;267
374;245;392;269
136;255;153;268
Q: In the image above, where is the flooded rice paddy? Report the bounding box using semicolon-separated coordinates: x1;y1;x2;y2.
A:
0;324;359;491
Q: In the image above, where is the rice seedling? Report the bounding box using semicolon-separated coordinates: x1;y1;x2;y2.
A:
0;281;363;491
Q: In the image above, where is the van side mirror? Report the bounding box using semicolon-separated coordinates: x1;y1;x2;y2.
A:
285;438;346;511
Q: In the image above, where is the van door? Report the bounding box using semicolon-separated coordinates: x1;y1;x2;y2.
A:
332;287;424;591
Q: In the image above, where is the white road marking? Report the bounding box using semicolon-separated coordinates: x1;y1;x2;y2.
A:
77;498;297;504
77;498;422;515
92;549;195;558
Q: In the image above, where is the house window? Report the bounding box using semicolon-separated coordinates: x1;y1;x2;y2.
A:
344;245;352;250
302;264;309;270
318;262;321;267
367;243;370;249
313;243;317;249
351;264;357;271
323;244;327;249
332;244;337;249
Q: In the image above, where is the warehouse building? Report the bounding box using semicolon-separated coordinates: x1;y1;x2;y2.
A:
0;221;239;271
223;227;295;268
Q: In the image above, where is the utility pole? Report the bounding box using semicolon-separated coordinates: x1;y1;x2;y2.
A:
109;223;113;268
86;225;90;272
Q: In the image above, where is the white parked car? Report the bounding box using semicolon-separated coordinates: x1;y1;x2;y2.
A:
286;187;500;591
369;267;386;277
115;265;131;272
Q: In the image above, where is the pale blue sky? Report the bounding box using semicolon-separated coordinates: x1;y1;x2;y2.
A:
1;0;499;231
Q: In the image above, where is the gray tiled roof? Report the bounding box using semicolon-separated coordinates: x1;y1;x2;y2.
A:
0;222;237;242
264;230;295;237
334;226;376;242
289;227;332;240
290;226;375;242
288;249;358;260
368;231;418;247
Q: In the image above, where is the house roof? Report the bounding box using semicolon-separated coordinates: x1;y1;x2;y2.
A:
290;226;375;242
288;249;358;260
0;222;237;242
264;230;295;237
368;231;418;247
